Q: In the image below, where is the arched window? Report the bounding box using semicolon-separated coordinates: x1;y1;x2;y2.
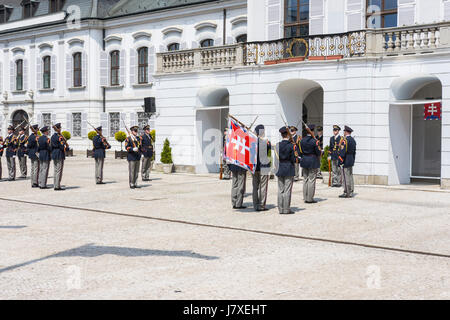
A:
200;39;214;48
43;56;51;89
73;52;82;87
167;43;180;52
137;47;148;84
49;0;65;13
16;59;23;91
236;34;247;43
110;50;120;86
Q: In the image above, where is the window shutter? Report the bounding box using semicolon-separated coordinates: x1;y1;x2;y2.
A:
66;54;72;89
81;112;88;137
37;113;42;127
66;113;72;134
51;113;57;134
120;112;127;132
130;48;136;85
310;0;324;35
10;61;14;91
398;1;416;27
82;51;87;87
23;59;28;90
100;51;108;86
120;49;126;86
36;57;42;89
0;62;3;93
100;112;109;137
346;0;363;31
148;46;155;83
129;112;137;127
445;1;450;21
51;55;56;89
267;0;281;40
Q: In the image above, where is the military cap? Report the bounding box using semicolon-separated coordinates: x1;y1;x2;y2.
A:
7;125;14;131
308;124;316;130
130;125;139;132
31;124;39;131
279;126;288;134
96;126;102;131
53;123;62;129
290;126;298;131
143;125;150;131
333;125;341;131
344;125;353;133
255;124;264;134
317;126;323;131
40;126;49;132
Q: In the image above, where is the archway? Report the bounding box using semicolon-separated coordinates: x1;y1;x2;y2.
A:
389;74;442;185
11;110;29;134
195;86;230;173
276;79;323;135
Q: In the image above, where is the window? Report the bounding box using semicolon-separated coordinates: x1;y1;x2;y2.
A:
200;39;214;47
236;34;247;43
284;0;309;38
0;5;12;24
42;113;51;128
138;112;151;135
110;50;120;86
16;60;23;91
72;113;81;137
49;0;64;13
366;0;398;28
22;0;38;19
137;47;148;84
109;112;120;137
73;52;82;87
167;43;180;51
43;56;51;89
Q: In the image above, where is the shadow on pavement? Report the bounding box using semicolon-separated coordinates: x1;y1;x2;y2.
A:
0;243;219;274
0;226;27;229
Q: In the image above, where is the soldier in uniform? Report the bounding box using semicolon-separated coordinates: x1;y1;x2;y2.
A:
275;127;296;214
125;126;142;189
140;125;154;182
38;126;52;189
300;124;322;204
229;162;247;209
329;125;342;187
0;135;4;180
17;127;28;179
316;126;324;179
290;126;301;181
93;126;111;184
338;126;357;198
4;125;18;181
27;125;40;188
51;123;68;191
252;124;271;211
221;128;231;180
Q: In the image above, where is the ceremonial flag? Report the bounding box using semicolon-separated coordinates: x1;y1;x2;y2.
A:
424;102;442;120
224;117;258;173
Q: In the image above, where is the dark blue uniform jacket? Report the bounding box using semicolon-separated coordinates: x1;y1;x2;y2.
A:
51;133;66;160
125;136;142;161
38;135;52;161
27;133;39;160
299;135;321;169
339;136;357;168
93;135;107;159
329;135;342;161
276;140;296;177
5;134;18;158
141;133;154;158
17;134;28;158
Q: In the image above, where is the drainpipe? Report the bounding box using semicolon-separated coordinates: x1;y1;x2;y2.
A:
223;9;226;45
102;28;106;113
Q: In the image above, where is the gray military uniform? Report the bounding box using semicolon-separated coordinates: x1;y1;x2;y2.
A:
7;156;16;180
302;168;318;202
39;161;50;188
53;160;64;189
230;165;247;208
30;158;39;186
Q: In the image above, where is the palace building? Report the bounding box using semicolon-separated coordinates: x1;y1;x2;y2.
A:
0;0;449;188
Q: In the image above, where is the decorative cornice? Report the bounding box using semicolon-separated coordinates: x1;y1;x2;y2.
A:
38;43;53;50
132;31;152;39
104;35;123;43
194;21;217;30
230;15;247;25
67;38;85;45
11;47;25;53
161;26;183;35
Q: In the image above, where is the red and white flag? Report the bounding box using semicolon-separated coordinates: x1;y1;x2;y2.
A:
424;102;442;120
224;117;258;173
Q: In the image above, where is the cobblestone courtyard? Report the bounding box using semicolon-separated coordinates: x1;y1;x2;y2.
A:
1;154;449;299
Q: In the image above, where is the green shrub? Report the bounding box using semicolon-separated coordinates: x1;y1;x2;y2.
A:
62;131;71;140
115;131;127;151
320;145;330;172
150;130;156;161
88;131;97;141
160;138;173;164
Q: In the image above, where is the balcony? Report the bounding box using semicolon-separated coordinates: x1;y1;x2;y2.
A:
156;22;450;74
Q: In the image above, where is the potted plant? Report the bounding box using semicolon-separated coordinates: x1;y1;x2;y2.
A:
160;138;173;173
114;131;127;159
87;130;97;158
62;131;73;156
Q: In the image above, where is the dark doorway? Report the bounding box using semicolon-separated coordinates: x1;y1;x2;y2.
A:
12;110;29;134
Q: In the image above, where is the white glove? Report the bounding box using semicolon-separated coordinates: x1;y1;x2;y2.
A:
133;147;138;152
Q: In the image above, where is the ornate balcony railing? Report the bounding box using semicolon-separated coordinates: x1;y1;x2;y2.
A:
156;22;450;73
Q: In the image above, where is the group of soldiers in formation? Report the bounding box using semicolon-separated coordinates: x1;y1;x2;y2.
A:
0;123;154;190
223;124;357;214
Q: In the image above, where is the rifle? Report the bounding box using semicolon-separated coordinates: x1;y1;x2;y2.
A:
248;116;259;130
52;123;70;150
280;113;299;160
302;120;323;154
121;118;137;148
328;158;332;187
228;114;257;135
14;120;27;131
87;121;111;149
22;116;38;135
